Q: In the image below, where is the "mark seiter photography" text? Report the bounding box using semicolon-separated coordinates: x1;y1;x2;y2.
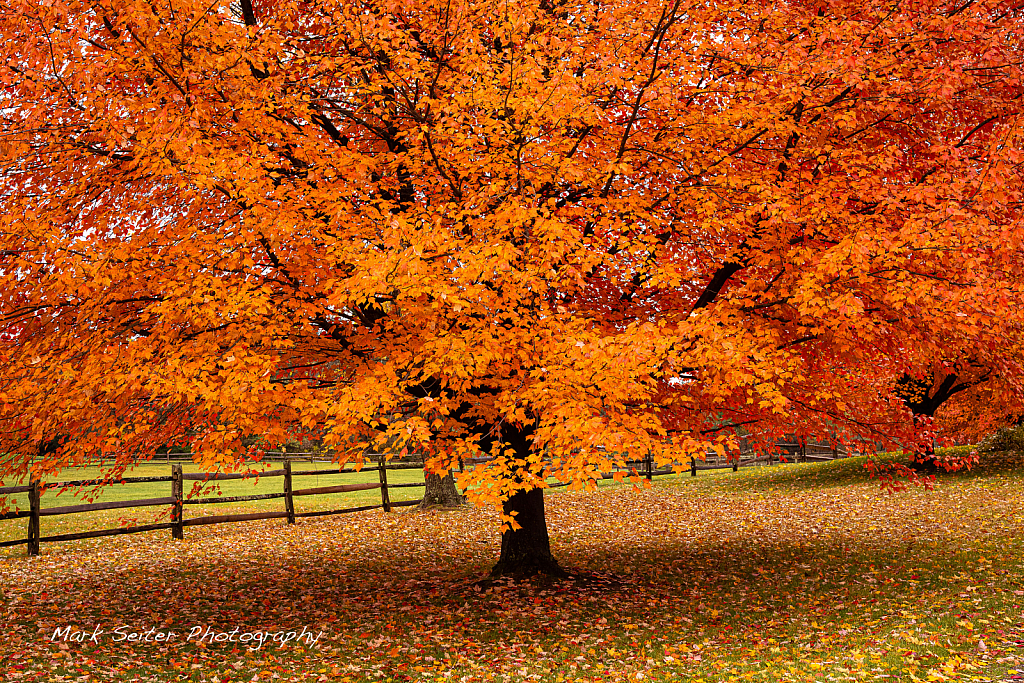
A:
50;624;324;650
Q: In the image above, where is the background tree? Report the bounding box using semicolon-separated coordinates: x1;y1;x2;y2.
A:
420;471;465;508
932;376;1024;447
2;0;1024;574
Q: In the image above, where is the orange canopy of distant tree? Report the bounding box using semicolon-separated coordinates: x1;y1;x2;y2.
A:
2;0;1024;567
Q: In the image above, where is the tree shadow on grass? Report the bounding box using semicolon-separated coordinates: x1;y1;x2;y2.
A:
4;515;1009;638
3;470;1021;682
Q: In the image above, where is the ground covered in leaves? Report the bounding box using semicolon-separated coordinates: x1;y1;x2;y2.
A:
3;450;1024;682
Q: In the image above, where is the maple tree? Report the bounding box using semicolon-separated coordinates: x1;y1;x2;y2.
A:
2;0;1024;574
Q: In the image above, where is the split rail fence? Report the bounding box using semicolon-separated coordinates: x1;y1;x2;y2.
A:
2;442;851;557
0;457;425;556
463;441;851;484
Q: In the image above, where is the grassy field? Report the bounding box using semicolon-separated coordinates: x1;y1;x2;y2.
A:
2;447;1023;682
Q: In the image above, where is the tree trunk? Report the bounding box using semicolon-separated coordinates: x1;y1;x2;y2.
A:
490;486;566;577
487;423;566;577
896;370;980;473
912;439;940;472
909;412;940;473
419;471;465;508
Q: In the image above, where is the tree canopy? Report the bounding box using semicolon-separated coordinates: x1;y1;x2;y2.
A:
2;0;1024;567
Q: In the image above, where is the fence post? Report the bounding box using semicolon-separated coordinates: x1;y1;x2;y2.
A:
171;464;183;540
690;456;697;477
27;477;41;556
378;455;392;512
284;460;295;524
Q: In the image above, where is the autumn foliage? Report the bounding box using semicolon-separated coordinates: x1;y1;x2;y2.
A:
2;0;1024;541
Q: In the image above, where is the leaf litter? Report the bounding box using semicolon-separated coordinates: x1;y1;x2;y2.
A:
3;453;1024;682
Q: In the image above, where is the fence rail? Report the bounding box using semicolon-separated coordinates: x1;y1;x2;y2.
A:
151;451;368;463
2;457;427;555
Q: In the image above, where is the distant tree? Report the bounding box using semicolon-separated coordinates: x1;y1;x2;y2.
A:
420;472;465;509
892;341;1024;469
932;375;1024;447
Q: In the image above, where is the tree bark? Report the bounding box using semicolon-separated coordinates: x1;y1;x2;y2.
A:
908;412;941;473
419;471;465;508
895;374;951;473
490;486;566;577
487;423;566;577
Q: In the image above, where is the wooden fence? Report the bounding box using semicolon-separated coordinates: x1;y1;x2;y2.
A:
0;458;425;556
2;444;853;557
563;449;850;483
462;443;852;484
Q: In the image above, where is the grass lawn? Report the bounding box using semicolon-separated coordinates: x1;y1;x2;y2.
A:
2;447;1023;682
